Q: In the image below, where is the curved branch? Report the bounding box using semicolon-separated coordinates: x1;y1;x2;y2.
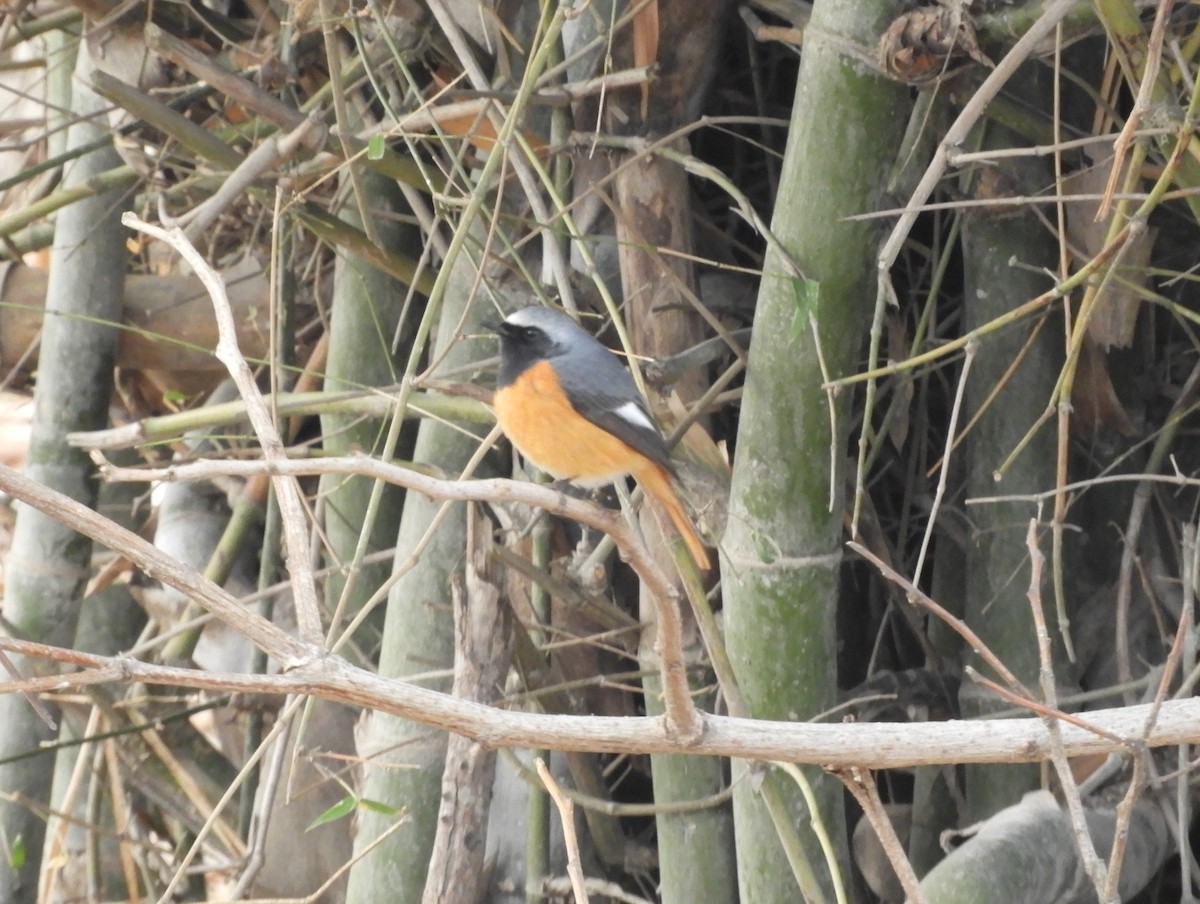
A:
1;455;701;741
3;634;1200;769
6;458;1197;767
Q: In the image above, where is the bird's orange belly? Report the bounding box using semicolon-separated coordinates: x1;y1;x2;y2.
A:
494;360;640;484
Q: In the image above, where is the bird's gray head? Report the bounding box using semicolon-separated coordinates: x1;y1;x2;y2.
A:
491;307;589;387
502;306;588;349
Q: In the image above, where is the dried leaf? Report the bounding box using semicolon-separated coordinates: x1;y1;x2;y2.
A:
1063;160;1157;350
877;4;992;86
426;110;548;155
632;0;660;119
1071;336;1137;437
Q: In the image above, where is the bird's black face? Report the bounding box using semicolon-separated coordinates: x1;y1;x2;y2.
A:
492;320;562;388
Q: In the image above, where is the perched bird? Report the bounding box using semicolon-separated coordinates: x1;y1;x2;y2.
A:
489;306;710;571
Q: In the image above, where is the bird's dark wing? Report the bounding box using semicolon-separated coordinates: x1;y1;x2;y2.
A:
554;346;675;474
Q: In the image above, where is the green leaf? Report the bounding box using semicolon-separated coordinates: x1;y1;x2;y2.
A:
307;795;357;830
306;795;401;831
162;388;188;404
359;797;401;816
367;133;386;161
8;833;24;869
751;527;780;565
789;277;820;340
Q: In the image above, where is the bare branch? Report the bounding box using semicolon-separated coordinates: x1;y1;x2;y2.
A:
122;213;324;645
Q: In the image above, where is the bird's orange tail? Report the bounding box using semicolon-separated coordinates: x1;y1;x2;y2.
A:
637;464;711;572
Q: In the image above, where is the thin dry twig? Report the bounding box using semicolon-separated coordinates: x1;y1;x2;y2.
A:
1103;753;1148;904
0;646;55;729
850;540;1030;697
156;696;305;903
536;758;589;904
912;338;975;586
424;0;576;309
180;113;325;241
100;736;140;903
1098;514;1200;902
122;212;324;646
1097;0;1175;221
876;0;1083;273
227;703;297;899
965;670;1125;745
144;23;316;140
857;536;1133;749
836;766;925;904
1024;519;1110;898
1177;524;1199;903
379;66;656;134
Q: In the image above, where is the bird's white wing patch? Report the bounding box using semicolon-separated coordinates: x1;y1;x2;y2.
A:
614;400;656;433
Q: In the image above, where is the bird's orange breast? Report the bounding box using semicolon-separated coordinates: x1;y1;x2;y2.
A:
494;360;648;484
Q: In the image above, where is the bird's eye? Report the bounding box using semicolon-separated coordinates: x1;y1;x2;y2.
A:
523;327;539;340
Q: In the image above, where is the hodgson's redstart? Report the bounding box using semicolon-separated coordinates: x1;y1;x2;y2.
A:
489;306;709;570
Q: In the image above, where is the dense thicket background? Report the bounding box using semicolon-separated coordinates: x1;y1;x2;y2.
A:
2;1;1200;902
